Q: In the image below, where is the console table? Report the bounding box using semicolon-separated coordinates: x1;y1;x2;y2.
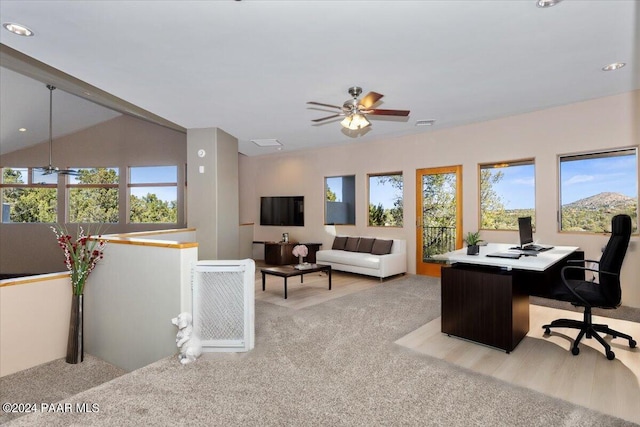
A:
264;242;322;265
440;244;583;352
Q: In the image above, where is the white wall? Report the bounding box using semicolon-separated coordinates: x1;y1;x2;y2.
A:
239;91;640;307
187;128;240;260
84;231;198;372
0;274;71;377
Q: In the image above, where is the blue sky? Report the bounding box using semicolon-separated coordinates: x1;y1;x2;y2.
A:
487;153;637;209
490;164;535;209
560;155;637;204
369;175;402;208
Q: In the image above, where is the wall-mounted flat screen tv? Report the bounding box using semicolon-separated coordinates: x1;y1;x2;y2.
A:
260;196;304;226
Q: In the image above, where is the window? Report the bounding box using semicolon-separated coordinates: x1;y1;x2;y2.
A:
129;166;178;223
1;167;57;223
480;159;535;230
68;168;119;223
325;175;355;225
559;148;638;233
368;172;403;227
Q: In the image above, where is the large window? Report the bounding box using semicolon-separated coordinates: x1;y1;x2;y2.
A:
68;168;119;223
368;172;403;227
559;148;638;233
480;159;535;230
1;167;57;223
325;175;355;225
129;166;178;223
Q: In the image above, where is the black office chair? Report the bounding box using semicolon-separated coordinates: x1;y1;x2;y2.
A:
542;214;636;360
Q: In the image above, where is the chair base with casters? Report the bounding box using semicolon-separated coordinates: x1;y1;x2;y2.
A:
542;306;637;360
542;214;636;361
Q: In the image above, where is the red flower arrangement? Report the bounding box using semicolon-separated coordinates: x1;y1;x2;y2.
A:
51;225;107;295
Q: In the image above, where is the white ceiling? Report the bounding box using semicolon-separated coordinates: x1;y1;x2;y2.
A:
0;1;638;157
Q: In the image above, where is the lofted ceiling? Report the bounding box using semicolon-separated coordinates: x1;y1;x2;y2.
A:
0;1;638;157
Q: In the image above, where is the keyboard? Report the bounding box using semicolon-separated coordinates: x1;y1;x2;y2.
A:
522;244;553;252
487;252;522;259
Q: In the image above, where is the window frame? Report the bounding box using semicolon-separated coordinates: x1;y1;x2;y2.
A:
367;171;404;227
478;158;536;231
127;165;179;224
324;175;356;226
66;167;120;224
0;167;58;223
558;147;638;234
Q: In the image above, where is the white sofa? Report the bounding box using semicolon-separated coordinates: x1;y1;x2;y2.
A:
316;237;407;280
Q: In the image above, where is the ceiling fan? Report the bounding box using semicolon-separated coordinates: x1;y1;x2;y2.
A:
37;84;78;176
307;86;410;130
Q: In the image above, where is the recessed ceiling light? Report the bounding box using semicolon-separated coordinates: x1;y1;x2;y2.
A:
602;62;626;72
536;0;563;8
2;22;34;37
415;120;436;127
18;128;27;132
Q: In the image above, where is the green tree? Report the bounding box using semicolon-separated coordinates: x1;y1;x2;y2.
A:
326;186;337;201
130;193;177;223
368;203;386;226
69;168;119;223
2;168;57;223
369;174;403;227
480;169;508;229
421;172;459;257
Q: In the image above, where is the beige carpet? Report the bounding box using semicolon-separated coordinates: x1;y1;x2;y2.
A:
1;274;637;426
396;304;640;425
0;355;125;424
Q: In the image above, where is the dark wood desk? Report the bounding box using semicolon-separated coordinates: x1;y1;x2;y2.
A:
441;244;583;353
261;264;331;299
264;242;322;265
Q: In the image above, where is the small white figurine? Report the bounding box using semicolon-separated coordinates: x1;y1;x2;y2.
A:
171;312;202;365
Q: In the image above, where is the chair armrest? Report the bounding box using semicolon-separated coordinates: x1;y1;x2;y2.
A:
560;266;593;306
560;266;620;307
566;259;600;265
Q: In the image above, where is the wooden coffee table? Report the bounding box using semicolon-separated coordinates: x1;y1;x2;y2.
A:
261;264;332;299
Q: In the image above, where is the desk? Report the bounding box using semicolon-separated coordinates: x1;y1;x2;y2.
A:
441;244;583;352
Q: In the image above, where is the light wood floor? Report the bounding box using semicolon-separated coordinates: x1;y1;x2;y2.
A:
254;266;385;310
396;304;640;425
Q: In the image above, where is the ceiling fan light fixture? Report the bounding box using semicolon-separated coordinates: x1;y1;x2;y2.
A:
341;114;370;131
2;22;34;36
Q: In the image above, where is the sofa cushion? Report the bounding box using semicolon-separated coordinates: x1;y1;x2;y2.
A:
316;250;381;269
371;239;393;255
357;238;376;253
344;237;360;252
332;236;348;250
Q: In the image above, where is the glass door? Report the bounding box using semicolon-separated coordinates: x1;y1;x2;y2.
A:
416;166;463;276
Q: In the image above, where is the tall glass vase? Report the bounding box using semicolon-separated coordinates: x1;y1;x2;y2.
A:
66;294;84;364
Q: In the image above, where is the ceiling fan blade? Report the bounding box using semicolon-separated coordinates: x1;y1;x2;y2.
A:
366;108;410;117
307;101;342;109
359;91;384;109
312;114;343;122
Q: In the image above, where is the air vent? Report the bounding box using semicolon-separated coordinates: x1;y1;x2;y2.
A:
415;120;436;127
251;139;282;147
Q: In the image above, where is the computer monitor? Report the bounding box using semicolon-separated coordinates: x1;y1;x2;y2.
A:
518;216;534;248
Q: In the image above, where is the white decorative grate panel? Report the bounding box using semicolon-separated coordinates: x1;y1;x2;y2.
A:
192;260;255;352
